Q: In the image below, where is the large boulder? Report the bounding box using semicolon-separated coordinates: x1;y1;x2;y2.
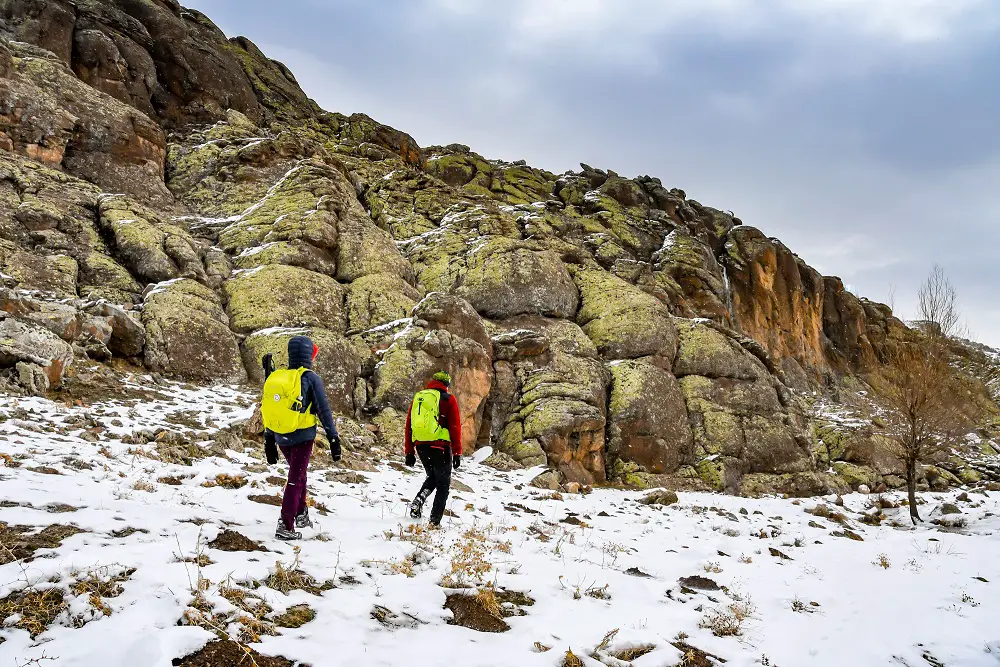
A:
0;312;73;387
0;240;77;296
673;317;812;491
141;279;245;383
452;237;579;320
574;268;677;361
224;264;346;335
607;359;693;476
822;276;876;372
653;229;732;324
0;0;317;127
242;327;362;415
487;316;610;484
97;196;205;284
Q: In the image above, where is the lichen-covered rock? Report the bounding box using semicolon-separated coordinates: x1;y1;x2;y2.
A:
453;237;579;320
141;279;245;383
486;316;610;484
653;230;732;324
574;268;677;361
346;273;421;333
97;196;204;284
224;264;346;335
0;240;77;296
242;327;362;415
740;472;849;497
0;312;73;387
823;276;876;372
674;318;767;380
832;462;882;491
607;359;692;476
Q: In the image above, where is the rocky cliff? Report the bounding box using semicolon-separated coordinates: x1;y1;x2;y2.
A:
1;0;997;496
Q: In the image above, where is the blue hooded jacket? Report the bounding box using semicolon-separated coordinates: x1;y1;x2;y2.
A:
271;336;340;453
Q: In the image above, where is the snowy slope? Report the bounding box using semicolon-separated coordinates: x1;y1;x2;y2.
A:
1;382;998;667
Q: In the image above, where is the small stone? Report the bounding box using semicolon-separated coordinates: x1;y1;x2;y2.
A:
565;482;581;494
858;484;871;495
940;503;962;516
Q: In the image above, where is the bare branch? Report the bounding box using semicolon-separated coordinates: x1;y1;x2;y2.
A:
917;265;962;338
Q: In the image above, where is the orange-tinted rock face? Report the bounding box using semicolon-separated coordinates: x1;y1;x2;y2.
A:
724;226;828;375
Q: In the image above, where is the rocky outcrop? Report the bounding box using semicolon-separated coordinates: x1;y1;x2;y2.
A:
0;0;316;127
0;311;74;390
0;40;171;205
0;0;994;497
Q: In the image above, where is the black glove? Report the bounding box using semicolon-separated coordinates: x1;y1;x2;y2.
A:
329;433;342;462
453;455;461;470
264;432;278;465
405;453;416;467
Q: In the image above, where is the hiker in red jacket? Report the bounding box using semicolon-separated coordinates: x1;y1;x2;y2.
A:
405;371;462;526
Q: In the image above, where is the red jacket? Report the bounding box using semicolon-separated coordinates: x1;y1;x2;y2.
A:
404;380;462;456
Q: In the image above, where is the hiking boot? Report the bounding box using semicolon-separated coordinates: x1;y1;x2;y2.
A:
275;521;302;541
295;508;313;529
409;489;431;519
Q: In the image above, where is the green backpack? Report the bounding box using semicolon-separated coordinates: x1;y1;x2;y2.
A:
260;368;318;435
410;389;450;443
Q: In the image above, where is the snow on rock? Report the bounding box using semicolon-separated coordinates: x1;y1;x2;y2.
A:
0;384;998;667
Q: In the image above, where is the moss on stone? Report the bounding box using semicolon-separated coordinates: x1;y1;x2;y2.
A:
696;457;726;491
224;264;346;335
832;461;880;490
673;319;763;380
345;273;421;332
574;268;676;360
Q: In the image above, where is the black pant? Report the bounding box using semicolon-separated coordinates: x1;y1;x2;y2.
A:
416;444;451;523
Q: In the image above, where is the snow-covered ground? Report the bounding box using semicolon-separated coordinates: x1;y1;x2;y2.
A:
1;381;998;667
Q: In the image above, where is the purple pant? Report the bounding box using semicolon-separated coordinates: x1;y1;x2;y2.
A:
279;440;313;530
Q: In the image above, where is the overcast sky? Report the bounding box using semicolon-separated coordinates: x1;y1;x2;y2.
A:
187;0;1000;346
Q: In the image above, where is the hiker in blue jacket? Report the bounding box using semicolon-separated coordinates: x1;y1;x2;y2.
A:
262;336;342;541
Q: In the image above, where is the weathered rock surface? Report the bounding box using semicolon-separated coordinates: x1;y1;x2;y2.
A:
142;279;244;383
0;312;73;388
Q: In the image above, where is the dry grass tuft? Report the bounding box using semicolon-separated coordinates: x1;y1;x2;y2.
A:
265;548;334;595
806;504;850;525
615;644;657;661
699;597;756;637
0;587;67;637
273;604;316;628
561;649;585;667
873;553;892;569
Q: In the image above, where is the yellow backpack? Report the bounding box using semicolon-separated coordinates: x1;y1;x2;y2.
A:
410;389;451;443
260;368;318;435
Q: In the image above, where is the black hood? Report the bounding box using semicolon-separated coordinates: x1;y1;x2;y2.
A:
288;336;315;369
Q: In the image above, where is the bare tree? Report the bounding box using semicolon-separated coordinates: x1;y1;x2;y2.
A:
917;264;961;338
886;283;896;313
872;341;976;524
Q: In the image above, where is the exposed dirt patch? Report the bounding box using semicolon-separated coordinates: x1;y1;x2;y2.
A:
171;640;296;667
505;502;541;515
0;523;85;564
325;471;368;485
445;593;511;633
28;466;62;475
110;527;148;538
248;493;283;506
209;530;266;553
625;566;653;578
678;576;721;591
44;503;80;513
63;457;94;471
158;475;187;486
266;475;286;486
769;548;793;560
